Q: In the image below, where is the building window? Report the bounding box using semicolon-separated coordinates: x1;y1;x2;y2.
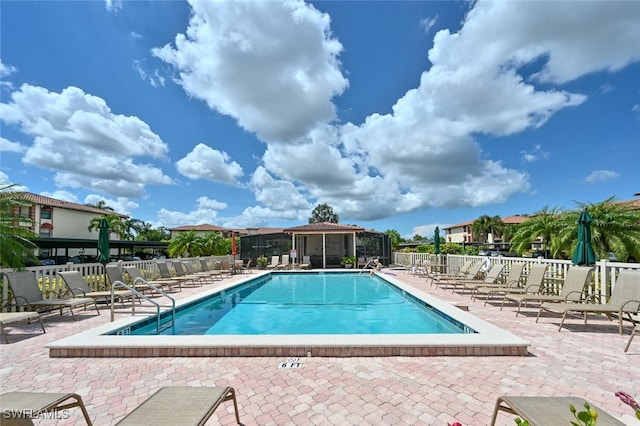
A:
41;209;52;219
39;228;52;238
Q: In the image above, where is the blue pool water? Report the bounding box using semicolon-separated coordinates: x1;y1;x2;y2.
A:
119;272;471;335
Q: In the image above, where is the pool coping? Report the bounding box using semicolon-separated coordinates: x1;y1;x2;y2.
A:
47;270;530;357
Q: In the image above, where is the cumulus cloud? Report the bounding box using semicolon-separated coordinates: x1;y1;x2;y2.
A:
176;143;243;185
105;0;122;13
83;194;139;216
152;0;348;142
584;169;620;183
0;59;17;90
0;136;24;153
0;84;173;198
420;16;438;34
157;196;227;228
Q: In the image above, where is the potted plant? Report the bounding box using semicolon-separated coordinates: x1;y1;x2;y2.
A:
341;256;356;268
257;255;269;269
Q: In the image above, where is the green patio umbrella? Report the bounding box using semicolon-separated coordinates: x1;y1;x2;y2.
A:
97;217;110;265
571;208;596;266
434;226;441;255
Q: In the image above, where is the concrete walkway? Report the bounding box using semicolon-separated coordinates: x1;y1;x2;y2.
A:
1;269;638;425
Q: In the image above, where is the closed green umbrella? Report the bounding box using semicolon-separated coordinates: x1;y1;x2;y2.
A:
571;208;596;266
434;226;441;255
97;217;110;265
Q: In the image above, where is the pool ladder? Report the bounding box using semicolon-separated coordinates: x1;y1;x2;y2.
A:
111;278;176;335
358;259;376;274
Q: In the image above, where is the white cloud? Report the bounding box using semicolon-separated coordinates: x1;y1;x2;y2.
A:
584;169;620;183
0;171;29;191
0;84;174;198
83;194;139;216
520;145;549;163
420;16;438;34
0;136;24;153
156;196;227;228
152;0;348;142
0;59;17;89
176;143;243;185
41;190;79;203
105;0;122;13
132;60;165;88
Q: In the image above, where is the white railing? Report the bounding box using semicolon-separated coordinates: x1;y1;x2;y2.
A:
393;252;640;303
0;255;235;312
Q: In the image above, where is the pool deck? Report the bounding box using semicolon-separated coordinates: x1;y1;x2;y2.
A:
1;268;638;425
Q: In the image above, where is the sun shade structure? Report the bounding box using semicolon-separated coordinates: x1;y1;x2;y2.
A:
572;208;596;266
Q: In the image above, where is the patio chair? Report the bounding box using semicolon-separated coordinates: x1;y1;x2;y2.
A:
490;395;625;425
114;386;240;425
432;261;481;290
124;265;181;292
4;271;99;321
451;263;507;294
171;261;205;286
536;269;640;334
0;311;46;343
59;270;133;306
277;254;290;270
625;324;639;352
0;392;93;425
495;264;550;309
157;262;201;287
198;258;227;278
299;256;311;270
266;256;280;270
468;262;526;302
182;261;223;280
505;266;593;317
240;259;253;274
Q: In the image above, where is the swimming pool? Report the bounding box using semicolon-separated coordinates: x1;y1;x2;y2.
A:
47;270;530;357
120;273;470;336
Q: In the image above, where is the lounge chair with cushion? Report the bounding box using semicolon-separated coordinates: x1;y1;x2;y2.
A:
490;395;625;425
60;271;133;305
505;266;593;317
0;392;92;425
266;256;280;270
171;261;205;286
5;271;99;321
277;254;290;270
115;386;241;425
0;312;46;343
536;269;640;334
299;256;311;270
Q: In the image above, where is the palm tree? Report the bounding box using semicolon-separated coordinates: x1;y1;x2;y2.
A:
556;197;640;262
85;200;114;211
510;206;564;257
168;231;204;257
200;232;228;256
471;215;503;243
88;214;126;239
0;185;39;268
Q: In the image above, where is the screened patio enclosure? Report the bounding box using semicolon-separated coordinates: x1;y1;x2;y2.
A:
239;222;391;269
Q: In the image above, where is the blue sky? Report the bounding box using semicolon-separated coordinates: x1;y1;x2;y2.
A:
1;0;639;238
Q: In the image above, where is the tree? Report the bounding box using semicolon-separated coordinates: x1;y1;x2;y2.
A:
85;200;114;211
0;185;39;269
88;214;127;239
510;206;564;257
200;232;228;256
555;197;640;262
309;203;339;223
167;231;203;258
385;229;402;251
471;215;504;243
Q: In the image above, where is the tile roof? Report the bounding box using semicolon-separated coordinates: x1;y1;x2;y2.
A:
17;192;125;216
168;224;231;232
283;222;365;233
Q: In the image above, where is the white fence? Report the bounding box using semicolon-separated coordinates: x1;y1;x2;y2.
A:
393;252;640;303
0;255;234;312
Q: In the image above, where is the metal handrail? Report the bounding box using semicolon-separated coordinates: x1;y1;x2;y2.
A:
111;278;176;335
358;259;376;274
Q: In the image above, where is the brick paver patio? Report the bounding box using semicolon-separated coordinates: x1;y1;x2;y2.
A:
1;269;638;425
